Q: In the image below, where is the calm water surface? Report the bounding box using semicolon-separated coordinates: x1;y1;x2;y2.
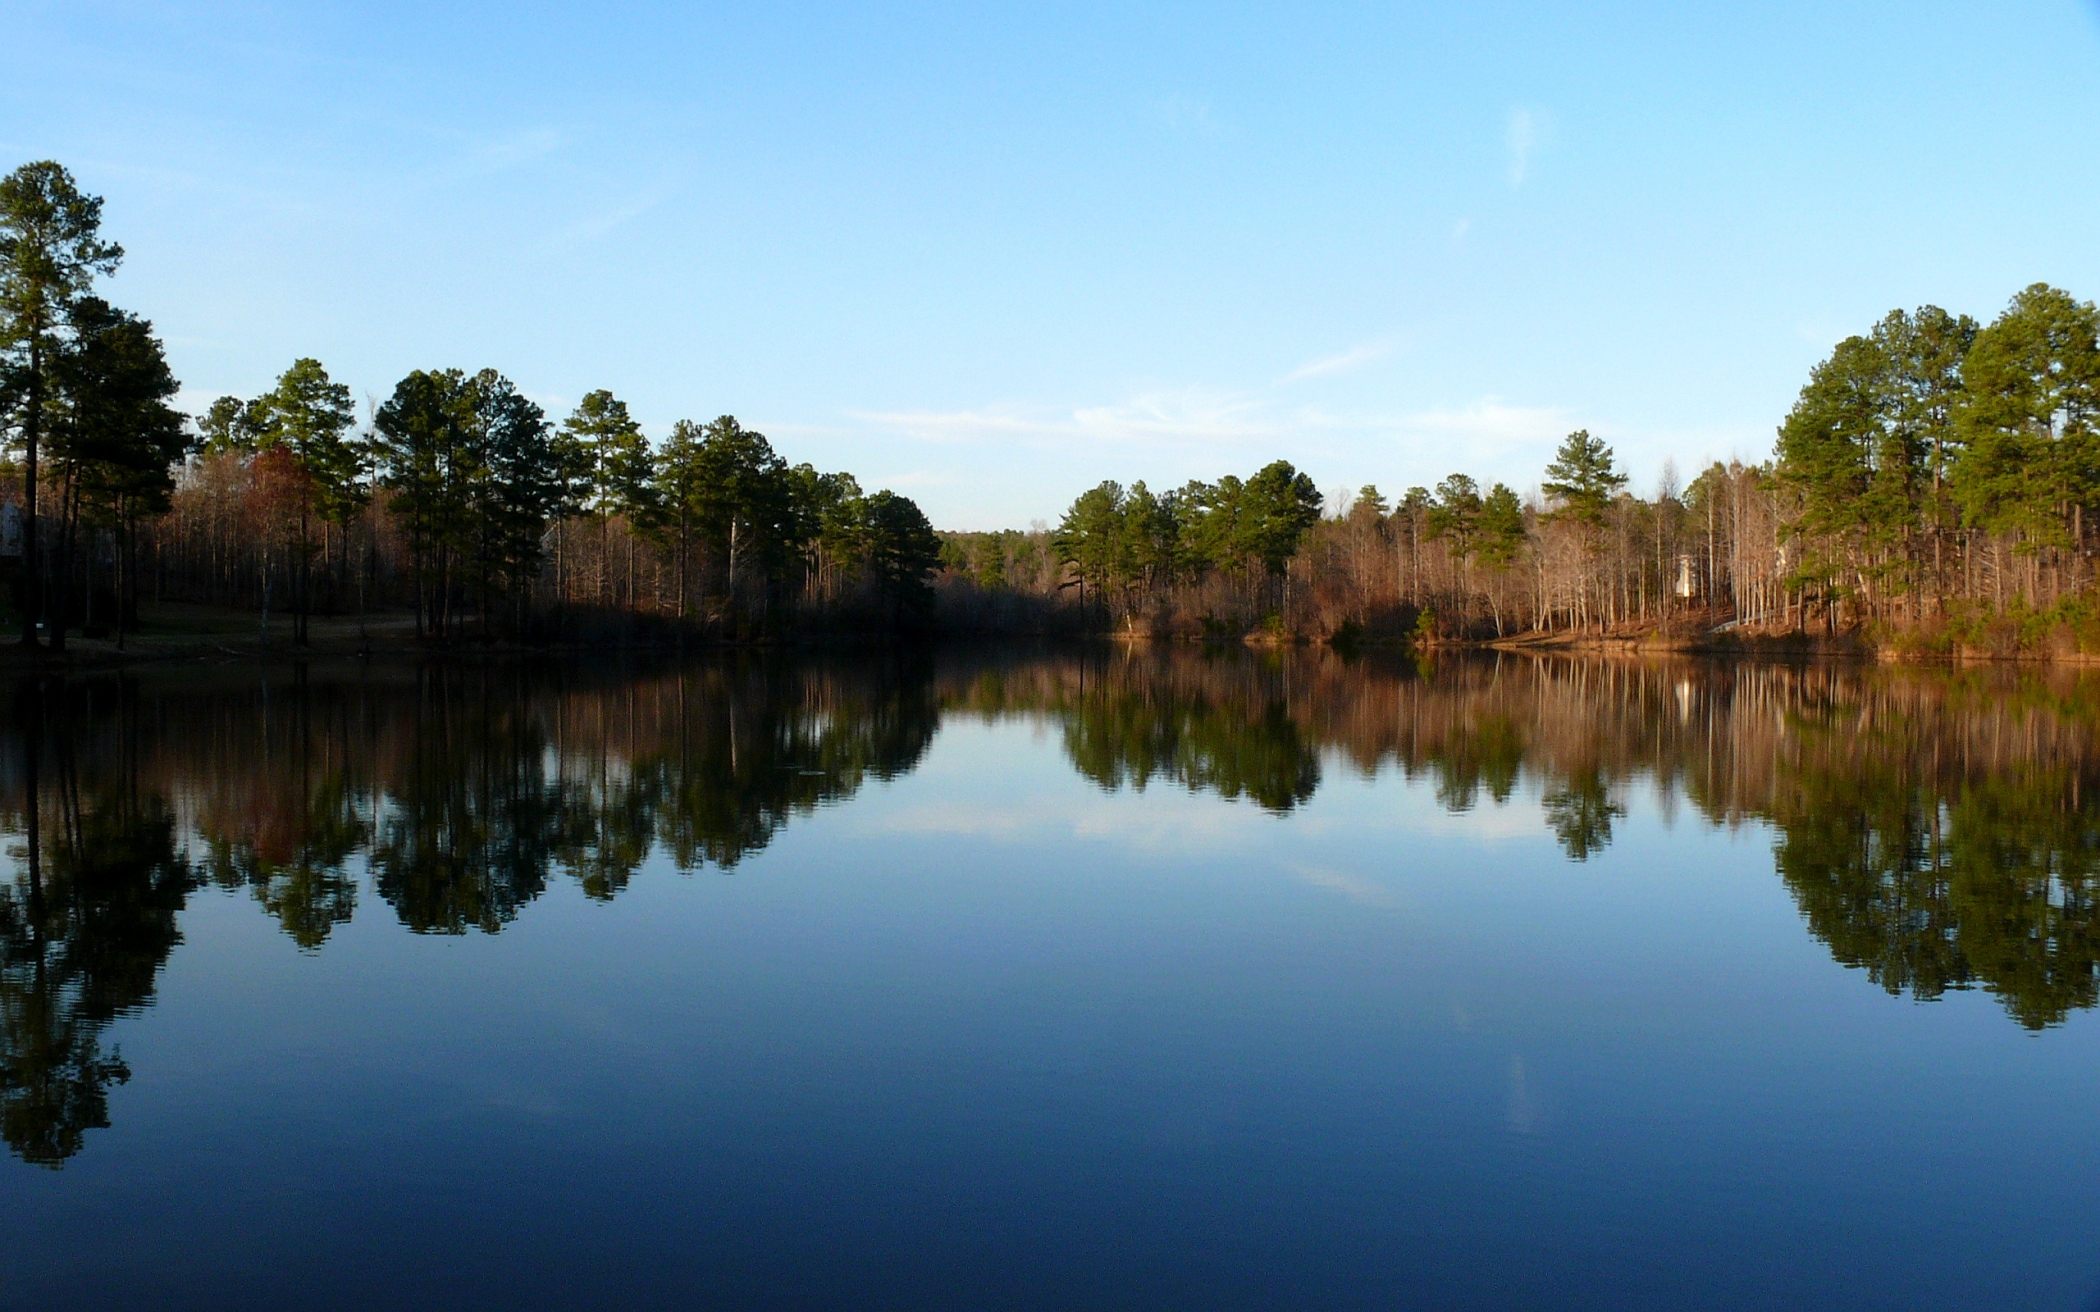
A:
4;649;2100;1310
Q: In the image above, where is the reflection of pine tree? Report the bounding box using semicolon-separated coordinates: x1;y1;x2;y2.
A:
1045;658;1322;814
1773;777;1968;1003
1431;713;1524;812
1766;696;2100;1029
192;667;366;949
1064;698;1323;813
0;988;131;1167
1778;764;2100;1029
0;686;193;1166
1940;776;2100;1027
361;657;944;926
21;644;2100;1076
1542;769;1624;862
369;671;560;935
641;654;941;872
198;772;364;950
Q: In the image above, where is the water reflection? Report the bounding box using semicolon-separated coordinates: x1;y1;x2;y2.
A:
0;683;192;1166
960;650;2100;1028
9;649;2100;1163
949;655;1322;811
1767;695;2100;1030
166;657;942;938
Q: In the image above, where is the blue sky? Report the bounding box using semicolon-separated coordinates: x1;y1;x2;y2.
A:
5;2;2098;529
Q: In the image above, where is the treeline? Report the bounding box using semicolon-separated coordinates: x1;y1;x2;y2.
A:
1773;285;2099;633
939;459;1326;636
946;284;2100;650
174;371;943;642
13;157;2100;651
0;162;943;648
941;435;1712;641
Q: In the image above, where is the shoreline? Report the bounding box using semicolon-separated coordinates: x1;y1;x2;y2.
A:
16;601;2100;672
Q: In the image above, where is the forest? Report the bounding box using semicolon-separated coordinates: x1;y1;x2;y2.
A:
953;288;2100;653
6;156;2100;653
0;162;944;649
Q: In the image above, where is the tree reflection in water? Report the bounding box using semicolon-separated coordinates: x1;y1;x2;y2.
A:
9;648;2100;1164
1767;698;2100;1030
145;656;940;938
953;649;2100;1029
953;650;1322;812
0;655;941;1163
0;681;191;1166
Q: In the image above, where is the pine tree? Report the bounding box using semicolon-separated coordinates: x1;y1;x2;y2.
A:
0;162;123;646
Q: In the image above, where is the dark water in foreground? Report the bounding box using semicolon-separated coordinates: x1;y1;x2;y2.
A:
5;648;2100;1310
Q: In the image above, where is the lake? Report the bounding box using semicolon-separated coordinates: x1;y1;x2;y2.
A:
4;648;2100;1310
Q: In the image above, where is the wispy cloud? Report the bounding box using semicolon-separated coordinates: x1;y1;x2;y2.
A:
1284;339;1394;383
848;391;1584;486
553;196;660;244
1159;93;1219;136
543;171;682;249
756;420;858;440
524;390;572;416
1505;107;1539;188
875;790;1287;851
1290;863;1402;908
1380;789;1554;839
1071;389;1271;441
1401;398;1573;452
845;406;1068;444
852;387;1276;450
837;372;1605;529
464;127;567;174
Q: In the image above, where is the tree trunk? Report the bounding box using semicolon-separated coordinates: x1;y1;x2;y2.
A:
49;478;74;652
19;330;41;648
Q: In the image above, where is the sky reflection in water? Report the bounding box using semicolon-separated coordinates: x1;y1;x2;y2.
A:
4;650;2100;1310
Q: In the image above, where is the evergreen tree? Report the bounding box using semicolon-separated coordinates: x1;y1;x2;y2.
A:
860;490;942;626
650;419;708;619
558;390;654;605
0;162;123;646
375;368;556;638
1121;481;1181;589
464;369;558;617
1425;473;1482;562
1475;484;1527;570
1237;460;1322;574
1877;306;1975;553
1541;430;1627;527
1953;284;2100;550
1176;476;1241;573
1776;333;1884;599
248;358;362;643
374;369;475;637
1349;485;1389;526
1054;481;1131;593
195;395;262;454
691;416;794;613
46;298;185;646
787;463;866;602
